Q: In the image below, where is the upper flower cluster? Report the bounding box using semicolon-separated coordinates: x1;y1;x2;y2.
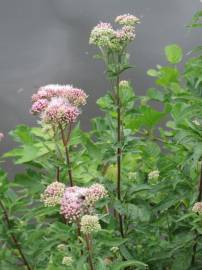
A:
60;184;107;223
30;84;87;126
89;13;140;51
115;14;140;26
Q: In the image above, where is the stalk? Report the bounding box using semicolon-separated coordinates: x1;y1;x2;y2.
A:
60;124;73;186
56;166;60;181
0;200;32;270
85;234;95;270
191;163;202;266
115;55;124;238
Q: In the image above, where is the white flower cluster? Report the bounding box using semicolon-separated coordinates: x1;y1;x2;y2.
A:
148;170;159;180
192;202;202;214
80;215;101;234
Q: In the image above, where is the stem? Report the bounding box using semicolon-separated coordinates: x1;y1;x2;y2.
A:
56;166;60;181
191;163;202;266
85;234;95;270
60;124;73;186
166;214;172;241
115;56;124;238
0;200;32;270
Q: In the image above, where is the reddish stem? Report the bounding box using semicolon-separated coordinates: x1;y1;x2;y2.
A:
60;124;73;186
85;234;95;270
115;68;124;238
191;163;202;265
0;200;32;270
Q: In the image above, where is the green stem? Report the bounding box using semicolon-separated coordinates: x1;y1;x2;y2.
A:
0;200;32;270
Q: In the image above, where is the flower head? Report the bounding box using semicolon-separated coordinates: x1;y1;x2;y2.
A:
0;133;4;142
115;25;136;42
60;184;108;223
42;97;80;125
115;14;140;26
85;184;108;207
89;22;115;47
41;181;65;207
62;256;73;266
57;244;66;252
30;99;49;114
60;186;88;223
63;88;88;106
32;84;72;102
31;84;87;117
192;202;202;214
110;246;119;253
119;80;130;88
192;119;200;126
80;215;101;234
148;170;159;180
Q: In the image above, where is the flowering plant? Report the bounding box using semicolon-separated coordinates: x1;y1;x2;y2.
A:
1;10;202;270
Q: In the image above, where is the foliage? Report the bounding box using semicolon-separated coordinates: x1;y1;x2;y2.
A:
1;10;202;270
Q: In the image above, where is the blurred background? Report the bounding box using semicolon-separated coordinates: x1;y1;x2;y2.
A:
0;0;201;172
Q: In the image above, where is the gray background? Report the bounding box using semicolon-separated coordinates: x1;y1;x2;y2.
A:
0;0;201;172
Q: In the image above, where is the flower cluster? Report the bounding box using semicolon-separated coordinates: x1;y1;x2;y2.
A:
60;186;88;222
80;215;101;234
57;244;66;252
192;119;200;126
0;133;4;142
31;84;87;126
42;97;80;125
41;181;65;207
89;22;115;47
148;170;159;180
62;256;73;266
85;184;108;207
110;246;119;253
60;184;107;223
89;13;140;51
119;80;130;88
192;202;202;214
115;14;140;26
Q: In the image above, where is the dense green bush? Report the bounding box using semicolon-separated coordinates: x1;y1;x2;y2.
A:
1;11;202;270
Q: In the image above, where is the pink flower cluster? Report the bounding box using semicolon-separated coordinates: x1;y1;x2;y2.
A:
89;13;140;50
115;25;136;42
30;84;87;125
85;184;108;206
32;84;87;106
60;184;107;223
115;14;140;26
0;133;4;142
42;97;80;125
41;181;66;207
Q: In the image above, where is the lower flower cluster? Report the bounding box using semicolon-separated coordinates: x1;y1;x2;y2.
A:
41;182;107;223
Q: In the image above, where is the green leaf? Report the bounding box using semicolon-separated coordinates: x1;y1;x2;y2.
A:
165;44;183;64
126;104;171;130
147;69;159;77
110;260;148;270
147;88;164;101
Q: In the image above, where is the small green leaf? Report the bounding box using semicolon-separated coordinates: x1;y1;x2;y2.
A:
147;69;159;77
111;260;148;270
165;44;183;64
